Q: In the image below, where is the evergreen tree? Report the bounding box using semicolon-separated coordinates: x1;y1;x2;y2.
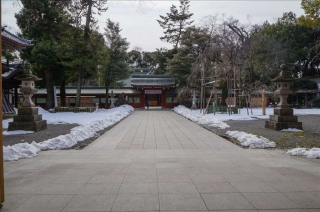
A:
157;0;194;49
15;0;68;109
104;19;130;108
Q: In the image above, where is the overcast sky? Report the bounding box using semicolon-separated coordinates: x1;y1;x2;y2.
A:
2;0;304;52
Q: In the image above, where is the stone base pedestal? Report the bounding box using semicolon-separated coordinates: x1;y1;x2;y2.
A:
265;108;302;131
8;107;47;132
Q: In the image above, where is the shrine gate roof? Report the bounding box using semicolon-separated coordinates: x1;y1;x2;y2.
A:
130;75;175;87
2;27;33;50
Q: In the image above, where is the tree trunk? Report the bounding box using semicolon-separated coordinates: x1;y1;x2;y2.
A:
76;66;83;107
44;69;54;110
60;77;66;107
105;86;109;109
84;0;93;41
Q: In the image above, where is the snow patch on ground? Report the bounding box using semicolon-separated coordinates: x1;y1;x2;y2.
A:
3;130;34;135
226;130;276;149
4;143;40;161
281;128;303;132
3;105;134;161
286;148;320;159
173;105;230;129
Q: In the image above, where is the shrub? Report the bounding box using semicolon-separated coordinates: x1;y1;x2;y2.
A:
115;93;128;106
313;98;320;108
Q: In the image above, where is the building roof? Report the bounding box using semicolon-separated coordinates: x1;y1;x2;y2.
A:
131;75;175;87
132;68;154;75
36;87;141;95
2;27;33;50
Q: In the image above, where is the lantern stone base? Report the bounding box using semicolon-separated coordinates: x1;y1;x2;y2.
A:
265;108;302;131
8;107;47;132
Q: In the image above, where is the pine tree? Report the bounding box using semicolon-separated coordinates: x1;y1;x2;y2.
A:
104;19;130;108
157;0;194;49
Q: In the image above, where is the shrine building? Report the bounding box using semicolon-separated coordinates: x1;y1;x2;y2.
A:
33;68;180;109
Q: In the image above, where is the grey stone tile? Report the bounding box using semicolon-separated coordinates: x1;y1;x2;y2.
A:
5;182;47;195
156;168;187;175
189;174;226;183
230;182;278;193
284;192;320;208
266;181;318;192
157;174;192;183
251;172;296;182
1;194;31;212
118;183;158;193
201;193;255;210
242;192;299;209
112;193;159;211
195;182;238;193
87;174;125;184
13;194;73;212
159;193;207;211
34;183;83;194
220;173;261;182
123;174;157;183
77;183;120;194
158;183;198;193
53;173;94;184
63;194;116;211
126;167;157;175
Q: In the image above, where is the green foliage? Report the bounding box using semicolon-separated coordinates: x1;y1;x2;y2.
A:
290;78;318;91
115;93;128;106
251;13;315;79
104;19;130;108
157;0;194;49
297;0;320;29
15;0;68;109
313;98;320;107
178;98;192;108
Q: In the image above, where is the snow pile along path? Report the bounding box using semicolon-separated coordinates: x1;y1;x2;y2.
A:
4;105;134;161
226;130;276;149
286;148;320;159
173;105;230;129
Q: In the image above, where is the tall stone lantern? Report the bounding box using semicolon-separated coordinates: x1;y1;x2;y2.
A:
265;64;302;130
8;63;47;132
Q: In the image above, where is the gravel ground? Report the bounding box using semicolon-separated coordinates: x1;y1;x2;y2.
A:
203;114;320;149
3;123;114;150
3;124;79;146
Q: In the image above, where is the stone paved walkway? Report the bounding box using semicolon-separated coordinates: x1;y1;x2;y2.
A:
3;110;320;212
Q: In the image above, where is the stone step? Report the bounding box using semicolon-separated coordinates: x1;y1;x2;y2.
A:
8;120;47;132
269;115;298;122
273;108;293;116
265;120;303;131
18;107;39;115
13;114;43;122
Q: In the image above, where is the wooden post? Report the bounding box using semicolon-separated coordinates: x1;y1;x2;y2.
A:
262;89;266;115
0;0;5;203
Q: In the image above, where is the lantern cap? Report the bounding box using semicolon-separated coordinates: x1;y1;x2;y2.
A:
272;64;297;82
14;63;42;81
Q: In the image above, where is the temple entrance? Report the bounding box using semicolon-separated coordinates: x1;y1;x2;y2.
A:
145;90;162;107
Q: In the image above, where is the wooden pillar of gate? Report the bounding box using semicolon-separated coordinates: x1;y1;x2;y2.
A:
141;89;145;109
161;89;165;108
0;0;5;203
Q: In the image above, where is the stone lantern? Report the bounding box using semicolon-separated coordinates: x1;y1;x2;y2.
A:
191;89;198;110
265;64;302;130
8;63;47;132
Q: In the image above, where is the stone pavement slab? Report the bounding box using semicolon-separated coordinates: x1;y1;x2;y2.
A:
2;110;320;211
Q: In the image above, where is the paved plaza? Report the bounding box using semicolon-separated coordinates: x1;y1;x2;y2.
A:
2;110;320;212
